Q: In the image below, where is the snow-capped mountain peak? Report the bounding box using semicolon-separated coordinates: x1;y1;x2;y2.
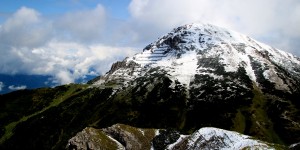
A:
92;23;300;94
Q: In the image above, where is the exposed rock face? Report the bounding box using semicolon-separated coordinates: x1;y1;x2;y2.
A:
91;60;139;88
289;142;300;150
108;60;138;75
66;127;124;150
101;124;157;150
67;124;158;150
152;129;180;150
67;124;286;150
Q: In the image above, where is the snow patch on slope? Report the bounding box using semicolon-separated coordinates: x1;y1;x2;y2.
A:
185;127;275;150
166;135;189;150
153;50;198;86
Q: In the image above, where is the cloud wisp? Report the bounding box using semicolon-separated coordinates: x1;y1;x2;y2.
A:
8;85;27;90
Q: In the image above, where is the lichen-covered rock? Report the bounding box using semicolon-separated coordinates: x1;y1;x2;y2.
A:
66;127;124;150
67;124;158;150
101;124;158;150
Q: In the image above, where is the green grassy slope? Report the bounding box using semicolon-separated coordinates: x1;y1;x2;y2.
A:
0;77;299;149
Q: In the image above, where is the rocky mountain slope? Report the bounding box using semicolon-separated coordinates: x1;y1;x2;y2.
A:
0;23;300;149
90;23;300;144
67;124;284;150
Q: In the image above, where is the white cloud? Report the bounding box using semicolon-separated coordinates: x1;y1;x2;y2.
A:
128;0;300;55
56;4;107;43
0;7;51;48
54;70;74;84
8;85;27;90
1;39;137;85
0;81;4;91
28;41;137;84
0;5;138;85
3;6;40;29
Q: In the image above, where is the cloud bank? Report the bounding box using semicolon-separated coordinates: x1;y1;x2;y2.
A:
0;1;299;85
0;5;138;84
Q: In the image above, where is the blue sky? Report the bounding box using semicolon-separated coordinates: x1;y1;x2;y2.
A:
0;0;300;92
0;0;131;23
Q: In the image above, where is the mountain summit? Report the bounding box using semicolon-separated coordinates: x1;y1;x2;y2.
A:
1;23;300;149
91;23;300;93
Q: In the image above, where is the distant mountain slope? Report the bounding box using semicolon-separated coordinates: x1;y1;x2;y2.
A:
0;74;53;94
0;23;299;149
0;74;97;94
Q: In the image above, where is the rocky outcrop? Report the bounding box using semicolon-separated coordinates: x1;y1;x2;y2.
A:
67;124;158;150
66;127;124;150
90;59;139;88
289;142;300;150
101;124;157;150
108;60;138;75
67;124;286;150
152;129;181;150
